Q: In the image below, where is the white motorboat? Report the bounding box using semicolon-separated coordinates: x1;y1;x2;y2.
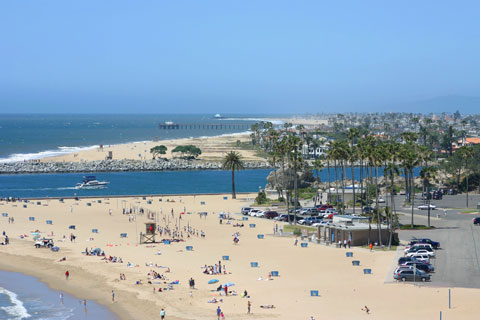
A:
75;176;109;189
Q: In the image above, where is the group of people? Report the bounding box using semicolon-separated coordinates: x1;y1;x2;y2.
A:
338;239;352;248
7;217;14;223
202;261;227;275
101;256;124;263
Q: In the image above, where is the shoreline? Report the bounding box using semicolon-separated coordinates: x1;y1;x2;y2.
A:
0;250;181;320
0;129;254;164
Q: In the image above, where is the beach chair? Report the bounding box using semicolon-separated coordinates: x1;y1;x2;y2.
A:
310;290;319;297
163;240;171;245
249;224;256;228
23;205;27;208
363;269;372;274
200;201;205;205
186;246;193;251
46;220;53;225
301;242;308;248
257;234;264;239
352;260;360;266
250;262;258;267
222;255;229;261
97;200;102;203
36;202;41;205
69;225;76;230
92;228;98;233
270;271;279;277
346;252;353;257
120;233;127;238
86;203;91;206
29;217;35;221
1;213;7;217
242;217;248;221
223;196;228;200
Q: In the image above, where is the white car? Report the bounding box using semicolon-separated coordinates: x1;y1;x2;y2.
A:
418;204;436;210
407;250;435;258
377;198;386;203
404;243;434;253
250;210;265;217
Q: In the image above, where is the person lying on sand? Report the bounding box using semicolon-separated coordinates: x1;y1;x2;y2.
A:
361;306;370;314
58;257;66;262
260;305;275;309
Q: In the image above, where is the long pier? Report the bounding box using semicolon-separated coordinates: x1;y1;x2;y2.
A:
158;123;251;130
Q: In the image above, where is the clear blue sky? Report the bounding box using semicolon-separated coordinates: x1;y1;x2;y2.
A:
1;1;479;114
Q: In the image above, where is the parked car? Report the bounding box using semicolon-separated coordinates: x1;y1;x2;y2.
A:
249;209;265;217
421;192;432;200
264;211;279;219
407;249;435;258
276;214;297;222
398;256;415;265
241;207;252;215
406;253;431;262
404;243;434;253
298;217;317;225
377;198;386;203
327;213;338;219
401;261;435;273
311;220;331;227
394;269;430;282
410;238;440;249
447;188;457;195
324;208;338;214
300;208;319;215
316;204;333;212
474;217;480;225
432;191;443;200
418;204;436;210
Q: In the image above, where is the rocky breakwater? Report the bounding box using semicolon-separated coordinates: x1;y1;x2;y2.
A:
0;159;271;174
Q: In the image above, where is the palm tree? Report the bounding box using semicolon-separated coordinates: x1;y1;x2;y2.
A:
459;146;474;208
286;135;302;224
222;151;245;199
347;128;360;214
420;165;438;227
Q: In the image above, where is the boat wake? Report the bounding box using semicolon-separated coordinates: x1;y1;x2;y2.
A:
0;287;31;320
0;187;78;192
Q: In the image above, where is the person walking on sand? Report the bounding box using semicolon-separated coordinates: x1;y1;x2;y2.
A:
362;305;370;314
160;308;166;319
369;243;373;251
111;290;115;302
247;300;251;313
65;270;69;280
216;306;222;320
294;238;298;246
220;311;225;320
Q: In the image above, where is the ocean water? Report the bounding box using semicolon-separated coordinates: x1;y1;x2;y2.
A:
0;114;280;162
0;270;117;320
0;170;272;198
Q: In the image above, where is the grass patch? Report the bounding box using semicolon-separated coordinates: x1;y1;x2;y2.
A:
399;224;436;230
360;245;398;251
283;224;316;235
460;209;479;214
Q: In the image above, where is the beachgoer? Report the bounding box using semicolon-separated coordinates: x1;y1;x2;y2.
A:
112;290;115;302
160;308;166;319
220;311;225;320
369;243;373;251
362;306;370;314
65;270;69;280
224;285;228;296
217;306;222;320
343;239;347;248
60;293;64;304
248;300;251;313
347;239;351;248
294;238;298;246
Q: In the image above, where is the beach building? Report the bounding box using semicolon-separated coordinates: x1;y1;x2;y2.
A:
315;221;390;246
322;187;365;206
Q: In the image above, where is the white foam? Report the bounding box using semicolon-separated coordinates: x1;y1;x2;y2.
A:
0;287;31;319
0;145;98;163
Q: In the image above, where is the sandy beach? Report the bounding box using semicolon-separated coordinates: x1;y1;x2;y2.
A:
40;133;262;163
1;194;479;320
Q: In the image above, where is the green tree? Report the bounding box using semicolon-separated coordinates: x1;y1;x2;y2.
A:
459;146;474;208
150;145;167;159
222;151;245;199
420;165;438;227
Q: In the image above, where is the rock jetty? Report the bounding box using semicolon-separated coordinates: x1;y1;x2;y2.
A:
0;159;271;174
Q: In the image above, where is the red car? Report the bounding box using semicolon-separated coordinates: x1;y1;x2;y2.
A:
327;213;338;219
316;204;333;213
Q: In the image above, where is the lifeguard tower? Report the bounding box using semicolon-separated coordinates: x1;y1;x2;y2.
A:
140;222;156;244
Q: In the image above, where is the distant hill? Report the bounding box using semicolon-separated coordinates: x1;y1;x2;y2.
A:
393;95;480;114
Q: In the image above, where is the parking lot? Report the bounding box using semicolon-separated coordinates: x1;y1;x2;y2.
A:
395;194;480;288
